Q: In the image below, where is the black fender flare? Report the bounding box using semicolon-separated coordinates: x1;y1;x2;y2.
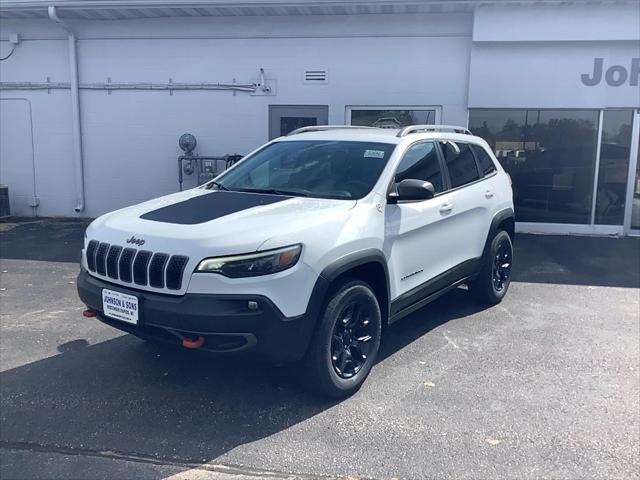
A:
480;208;515;265
305;248;391;327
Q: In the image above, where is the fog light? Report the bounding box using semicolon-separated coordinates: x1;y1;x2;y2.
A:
247;301;258;310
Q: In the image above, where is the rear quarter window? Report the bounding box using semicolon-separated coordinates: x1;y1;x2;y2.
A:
470;144;497;176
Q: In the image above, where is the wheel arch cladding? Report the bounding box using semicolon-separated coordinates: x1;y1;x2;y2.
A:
316;249;390;325
483;208;515;260
498;215;515;243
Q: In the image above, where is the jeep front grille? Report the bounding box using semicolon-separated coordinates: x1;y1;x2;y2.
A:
85;240;188;290
95;242;109;276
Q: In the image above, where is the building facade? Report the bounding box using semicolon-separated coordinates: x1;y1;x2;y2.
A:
1;0;639;235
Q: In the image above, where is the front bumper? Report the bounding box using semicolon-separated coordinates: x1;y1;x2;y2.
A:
77;268;324;362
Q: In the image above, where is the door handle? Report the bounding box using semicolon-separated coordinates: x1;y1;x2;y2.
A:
439;202;454;214
485;189;495;199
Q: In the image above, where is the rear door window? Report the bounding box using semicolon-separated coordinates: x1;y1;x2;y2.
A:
440;141;480;189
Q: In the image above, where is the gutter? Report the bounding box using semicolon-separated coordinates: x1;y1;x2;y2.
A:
48;5;85;213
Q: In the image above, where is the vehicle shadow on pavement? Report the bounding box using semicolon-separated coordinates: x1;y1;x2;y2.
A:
378;286;484;362
0;333;335;464
0;287;481;466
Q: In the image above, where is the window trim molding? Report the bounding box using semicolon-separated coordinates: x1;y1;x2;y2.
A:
589;110;605;225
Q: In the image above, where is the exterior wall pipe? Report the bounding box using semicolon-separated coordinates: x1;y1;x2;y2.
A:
48;5;85;213
0;81;257;92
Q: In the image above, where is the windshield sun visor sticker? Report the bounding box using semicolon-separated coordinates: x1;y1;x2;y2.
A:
139;191;292;225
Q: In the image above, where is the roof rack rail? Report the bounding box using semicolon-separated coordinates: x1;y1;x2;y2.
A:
396;124;472;137
286;125;379;136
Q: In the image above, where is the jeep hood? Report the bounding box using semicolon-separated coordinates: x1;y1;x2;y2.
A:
86;189;357;256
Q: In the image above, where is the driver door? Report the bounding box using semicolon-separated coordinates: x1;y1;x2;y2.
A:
384;141;457;309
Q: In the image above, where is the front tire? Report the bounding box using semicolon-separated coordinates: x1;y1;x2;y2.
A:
469;230;513;305
303;279;382;398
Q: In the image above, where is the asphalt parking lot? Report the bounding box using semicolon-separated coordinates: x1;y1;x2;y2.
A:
1;218;639;480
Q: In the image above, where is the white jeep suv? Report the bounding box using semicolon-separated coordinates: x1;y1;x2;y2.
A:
78;125;514;398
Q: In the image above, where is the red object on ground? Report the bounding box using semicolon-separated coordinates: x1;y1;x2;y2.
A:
82;309;96;318
182;336;205;349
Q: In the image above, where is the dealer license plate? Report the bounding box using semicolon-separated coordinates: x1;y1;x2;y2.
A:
102;288;139;324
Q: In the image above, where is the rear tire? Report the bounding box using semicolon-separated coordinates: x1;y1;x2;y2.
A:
469;230;513;305
303;279;382;399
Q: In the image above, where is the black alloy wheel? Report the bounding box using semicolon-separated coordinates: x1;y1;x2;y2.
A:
331;299;375;379
303;279;382;398
469;229;513;305
492;237;512;293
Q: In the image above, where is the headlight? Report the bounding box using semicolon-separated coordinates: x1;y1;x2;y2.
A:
196;244;302;278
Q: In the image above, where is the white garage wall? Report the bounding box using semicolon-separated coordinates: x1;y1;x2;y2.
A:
469;4;640;109
0;13;472;217
0;35;78;216
468;41;640;109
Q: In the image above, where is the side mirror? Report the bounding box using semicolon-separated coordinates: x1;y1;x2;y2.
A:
389;179;435;203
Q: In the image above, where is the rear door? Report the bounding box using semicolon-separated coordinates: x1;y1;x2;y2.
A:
384;141;457;302
438;140;497;266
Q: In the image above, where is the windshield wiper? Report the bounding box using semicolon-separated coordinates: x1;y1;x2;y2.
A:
235;187;308;197
208;181;230;191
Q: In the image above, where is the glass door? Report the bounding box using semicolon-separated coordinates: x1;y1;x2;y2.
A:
625;109;640;234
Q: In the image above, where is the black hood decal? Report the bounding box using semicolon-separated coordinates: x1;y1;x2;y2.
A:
140;191;291;225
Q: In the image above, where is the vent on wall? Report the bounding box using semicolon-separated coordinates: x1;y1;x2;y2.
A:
304;70;328;84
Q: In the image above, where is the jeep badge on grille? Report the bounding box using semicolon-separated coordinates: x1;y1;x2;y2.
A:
126;236;145;247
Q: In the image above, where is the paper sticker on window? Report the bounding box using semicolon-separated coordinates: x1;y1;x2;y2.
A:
364;150;385;159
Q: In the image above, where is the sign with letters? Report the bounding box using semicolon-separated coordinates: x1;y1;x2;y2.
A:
581;58;639;87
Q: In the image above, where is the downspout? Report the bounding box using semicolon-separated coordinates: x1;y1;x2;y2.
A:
48;5;85;213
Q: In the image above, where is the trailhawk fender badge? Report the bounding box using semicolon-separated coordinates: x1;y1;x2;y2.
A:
401;269;424;281
126;236;145;247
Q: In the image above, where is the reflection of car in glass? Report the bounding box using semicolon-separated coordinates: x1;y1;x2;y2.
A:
77;125;514;398
372;117;403;128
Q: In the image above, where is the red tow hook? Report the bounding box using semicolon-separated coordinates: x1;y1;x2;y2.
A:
82;308;97;318
182;336;205;349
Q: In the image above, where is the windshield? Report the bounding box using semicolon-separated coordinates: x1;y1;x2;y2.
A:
208;140;396;200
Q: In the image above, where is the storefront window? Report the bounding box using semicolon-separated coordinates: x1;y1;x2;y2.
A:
595;110;633;225
632;132;640;231
350;109;436;129
470;109;599;224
